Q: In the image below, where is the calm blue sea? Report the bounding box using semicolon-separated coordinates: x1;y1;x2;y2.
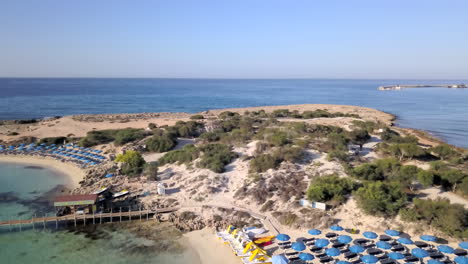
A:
0;78;467;147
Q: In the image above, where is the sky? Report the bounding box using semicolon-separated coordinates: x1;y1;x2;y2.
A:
0;1;467;79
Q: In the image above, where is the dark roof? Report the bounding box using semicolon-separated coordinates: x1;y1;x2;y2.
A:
54;194;97;203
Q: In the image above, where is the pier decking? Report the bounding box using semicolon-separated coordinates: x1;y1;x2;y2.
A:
0;207;179;230
378;84;467;90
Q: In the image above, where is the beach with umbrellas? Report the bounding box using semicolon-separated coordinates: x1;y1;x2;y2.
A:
216;223;467;264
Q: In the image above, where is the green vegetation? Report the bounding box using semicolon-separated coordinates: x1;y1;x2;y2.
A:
143;162;158;181
378;142;426;161
146;131;177;152
115;151;146;176
39;136;67;145
190;114;204;120
400;198;468;239
355;181;407;216
380;128;418;144
197;144;238;173
79;128;146;147
249;154;280;173
429;144;458;160
249;145;304;173
269;109;360;119
306;174;359;203
166;121;204;138
347;129;371;149
159;143;237;173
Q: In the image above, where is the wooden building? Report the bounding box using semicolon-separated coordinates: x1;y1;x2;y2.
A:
54;194;98;215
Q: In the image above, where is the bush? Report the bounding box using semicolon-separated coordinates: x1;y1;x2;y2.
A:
197;144;238;173
115;151;146;176
79;128;145;147
143;162;158;181
266;130;290;146
429;144;457;160
327;150;349;162
159;144;199;165
114;129;146;146
326;132;349;151
355;181;407;216
306;174;358;203
249;154;280;173
347;129;371;148
274;146;304;163
199;131;222;142
190;114;204;120
39;136;67;145
146;133;177;152
417;170;435;187
399;198;468;239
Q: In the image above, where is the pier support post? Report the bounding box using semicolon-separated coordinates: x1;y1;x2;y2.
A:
100;212;102;224
128;207;131;221
146;209;149;221
32;214;35;231
43;214;46;229
110;208;113;223
139;206;142;222
74;214;77;227
93;211;95;225
56;218;58;229
19;217;22;231
120;207;122;222
9;216;12;232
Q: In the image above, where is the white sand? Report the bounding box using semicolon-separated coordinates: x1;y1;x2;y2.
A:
0;155;85;188
183;228;241;264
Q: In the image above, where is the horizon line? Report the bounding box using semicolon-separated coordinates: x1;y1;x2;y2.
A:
1;76;467;80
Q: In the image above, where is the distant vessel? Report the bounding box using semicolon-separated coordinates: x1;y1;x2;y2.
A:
378;84;467;90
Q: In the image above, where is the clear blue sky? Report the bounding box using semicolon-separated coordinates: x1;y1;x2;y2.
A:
0;0;467;78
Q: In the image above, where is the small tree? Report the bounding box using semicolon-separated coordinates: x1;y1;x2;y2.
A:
430;144;456;160
143;162;158;181
355;181;407;216
116;151;146;176
417;170;435;187
348;129;371;150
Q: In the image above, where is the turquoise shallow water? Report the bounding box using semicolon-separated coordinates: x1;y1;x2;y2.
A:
0;163;198;264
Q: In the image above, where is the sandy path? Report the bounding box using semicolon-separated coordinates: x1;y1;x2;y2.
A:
0;155;85;188
419;187;468;208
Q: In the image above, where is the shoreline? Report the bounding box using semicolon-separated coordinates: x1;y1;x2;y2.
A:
0;155;85;189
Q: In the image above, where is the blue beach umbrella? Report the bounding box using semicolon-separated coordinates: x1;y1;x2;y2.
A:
438;245;455;254
315;239;330;248
338;235;353;244
326;247;341;257
412;248;429;258
388;252;405;260
271;255;288;264
308;229;321;235
428;260;444;264
105;174;114;178
421;235;437;242
349;245;365;253
385;230;400;236
460;242;468;250
398;237;414;245
361;255;378;264
363;232;378;239
330;225;344;231
455;256;468;264
292;242;306;251
276;234;290;242
299;253;315;261
376;241;392;250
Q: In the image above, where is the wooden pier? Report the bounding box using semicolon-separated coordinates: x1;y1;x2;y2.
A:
0;207;179;230
378;84;467;90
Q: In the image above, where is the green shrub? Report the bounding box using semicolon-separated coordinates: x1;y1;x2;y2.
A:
327;150;349;162
266;130;290;146
399;198;468;239
39;136;67;145
249;154;280;173
115;151;146;176
417;170;435;187
114;128;146;146
307;174;358;203
274;146;304;163
199;131;222;142
159;144;199;165
144;162;158;181
190;114;204;120
146;133;177;152
197;144;238;173
355;181;407;216
79;128;145;147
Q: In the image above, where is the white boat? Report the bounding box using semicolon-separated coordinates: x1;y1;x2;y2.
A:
92;187;108;194
112;189;129;198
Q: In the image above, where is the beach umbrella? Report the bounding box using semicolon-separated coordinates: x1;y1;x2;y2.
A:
349;245;365;253
308;229;322;235
105;173;114;178
385;230;400;236
338;235;353;244
460;242;468;250
326;247;341;257
299;253;315;261
330;225;344;231
361;255;378;264
421;235;437;242
276;234;290;242
428;260;444;264
398;237;414;245
336;261;351;264
315;239;330;248
437;245;455;254
271;255;288;264
376;241;392;250
388;252;405;260
455;257;468;264
363;232;378;239
412;248;429;258
292;242;306;251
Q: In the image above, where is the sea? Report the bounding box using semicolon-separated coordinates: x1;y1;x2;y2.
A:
0;78;467;263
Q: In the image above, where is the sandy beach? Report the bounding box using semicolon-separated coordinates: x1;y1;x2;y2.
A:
183;228;241;264
0;155;85;188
